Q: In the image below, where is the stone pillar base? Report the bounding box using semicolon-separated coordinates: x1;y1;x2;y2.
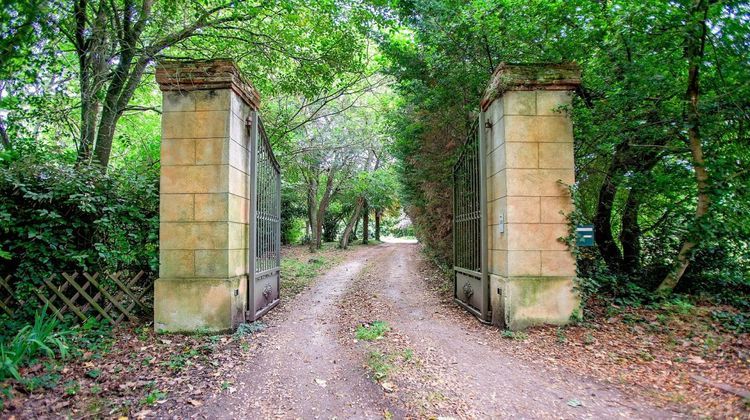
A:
491;274;579;330
154;276;246;333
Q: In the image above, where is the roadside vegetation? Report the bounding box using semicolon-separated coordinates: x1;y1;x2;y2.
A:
0;319;271;417
0;0;748;417
381;0;750;307
356;321;390;341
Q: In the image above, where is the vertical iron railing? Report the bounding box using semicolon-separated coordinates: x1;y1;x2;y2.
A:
247;111;281;321
255;118;281;275
453;122;481;272
452;112;489;322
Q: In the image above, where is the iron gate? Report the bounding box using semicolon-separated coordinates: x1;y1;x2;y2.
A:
247;111;281;321
453;112;490;323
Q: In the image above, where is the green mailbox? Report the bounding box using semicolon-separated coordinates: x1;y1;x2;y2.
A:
576;225;595;247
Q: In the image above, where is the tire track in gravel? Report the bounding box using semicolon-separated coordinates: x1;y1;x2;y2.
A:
194;244;396;419
343;243;683;419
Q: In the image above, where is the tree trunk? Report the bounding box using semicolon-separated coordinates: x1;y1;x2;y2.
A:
594;156;626;274
315;169;337;249
0;118;11;149
307;177;318;252
594;136;665;276
620;189;641;276
375;210;381;241
75;0;108;164
339;197;365;249
657;0;711;294
362;201;369;244
71;1;237;169
93;57;151;169
322;214;340;242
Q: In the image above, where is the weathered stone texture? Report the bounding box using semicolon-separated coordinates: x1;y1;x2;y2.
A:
155;60;256;333
483;63;580;330
160;194;194;222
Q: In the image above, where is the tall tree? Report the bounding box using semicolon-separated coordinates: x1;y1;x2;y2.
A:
657;0;711;293
377;0;750;297
67;1;249;168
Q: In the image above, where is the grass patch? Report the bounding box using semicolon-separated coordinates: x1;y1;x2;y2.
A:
355;321;390;341
366;351;392;381
234;321;266;337
500;330;528;340
281;256;332;296
140;389;166;406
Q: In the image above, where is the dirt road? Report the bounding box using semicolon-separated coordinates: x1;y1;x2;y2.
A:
196;243;680;419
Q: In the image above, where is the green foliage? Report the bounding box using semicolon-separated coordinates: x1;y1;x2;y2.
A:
0;0;57;80
355;321;390;341
234;322;268;337
0;150;158;317
500;330;528;341
63;380;80;396
280;181;308;244
711;310;749;334
376;0;750;306
140;389;167;406
0;307;69;381
366;350;392;381
281;255;333;297
19;372;60;392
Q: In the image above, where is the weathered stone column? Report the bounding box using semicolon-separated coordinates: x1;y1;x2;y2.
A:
481;63;581;330
154;60;259;332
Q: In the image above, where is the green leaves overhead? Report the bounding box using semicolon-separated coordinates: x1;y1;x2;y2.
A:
375;0;750;297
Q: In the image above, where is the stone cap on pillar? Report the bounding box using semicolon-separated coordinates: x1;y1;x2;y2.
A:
155;59;261;109
481;63;581;110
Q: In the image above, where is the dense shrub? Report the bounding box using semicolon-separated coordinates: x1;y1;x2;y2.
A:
0;149;158;309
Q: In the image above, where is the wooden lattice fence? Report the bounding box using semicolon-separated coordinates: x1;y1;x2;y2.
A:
0;271;153;324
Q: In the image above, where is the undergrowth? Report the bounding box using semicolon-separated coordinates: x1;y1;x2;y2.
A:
366;350;392;381
355;321;389;341
0;306;69;381
280;255;333;297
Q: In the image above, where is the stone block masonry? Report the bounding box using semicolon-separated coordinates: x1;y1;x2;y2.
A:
154;60;259;332
481;63;582;330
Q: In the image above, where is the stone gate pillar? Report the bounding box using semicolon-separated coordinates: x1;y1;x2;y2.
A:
481;63;581;330
154;60;259;332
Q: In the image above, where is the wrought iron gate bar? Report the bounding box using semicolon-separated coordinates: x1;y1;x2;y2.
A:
452;114;490;323
247;112;281;321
